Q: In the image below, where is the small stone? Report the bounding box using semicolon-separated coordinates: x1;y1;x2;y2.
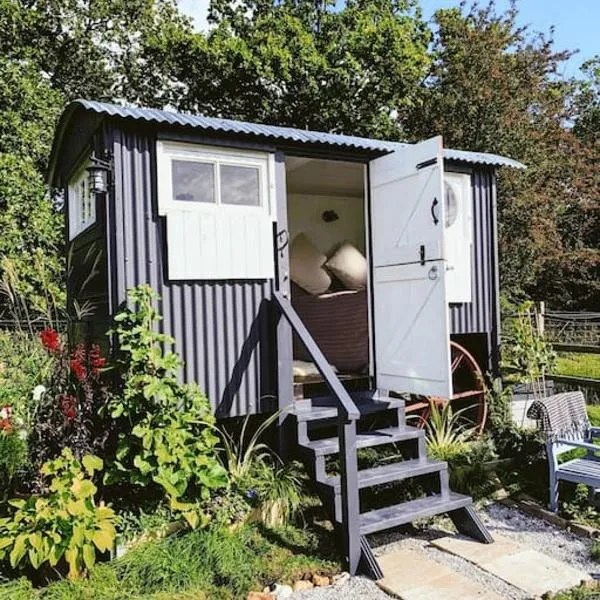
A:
272;583;293;598
263;586;271;593
333;572;350;586
292;580;314;592
312;574;330;587
247;592;273;600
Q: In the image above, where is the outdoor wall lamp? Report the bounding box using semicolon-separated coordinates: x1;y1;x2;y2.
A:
87;151;113;195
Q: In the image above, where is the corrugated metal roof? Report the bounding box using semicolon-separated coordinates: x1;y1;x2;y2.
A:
48;99;525;184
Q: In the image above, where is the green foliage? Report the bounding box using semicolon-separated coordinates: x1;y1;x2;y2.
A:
590;538;600;563
560;483;599;525
133;0;430;139
0;524;338;599
108;285;228;523
221;413;303;528
0;330;53;429
0;449;116;581
574;56;600;146
0;160;64;320
424;401;475;460
408;3;600;309
501;300;556;385
485;377;513;430
587;405;600;428
555;353;600;379
0;430;28;499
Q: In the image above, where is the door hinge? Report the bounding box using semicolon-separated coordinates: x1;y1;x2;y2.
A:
420;245;426;265
416;157;437;170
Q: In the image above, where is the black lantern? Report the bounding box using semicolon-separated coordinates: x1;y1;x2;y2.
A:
87;152;112;195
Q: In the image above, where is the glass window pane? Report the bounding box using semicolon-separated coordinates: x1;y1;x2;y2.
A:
221;165;260;206
172;160;215;203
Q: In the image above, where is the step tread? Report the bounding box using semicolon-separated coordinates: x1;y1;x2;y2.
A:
324;458;447;491
359;492;472;535
299;426;422;456
294;393;404;422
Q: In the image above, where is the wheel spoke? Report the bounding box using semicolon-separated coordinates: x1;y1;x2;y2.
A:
451;352;464;373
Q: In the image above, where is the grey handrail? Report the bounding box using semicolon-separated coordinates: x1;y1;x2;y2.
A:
272;291;359;420
272;290;362;573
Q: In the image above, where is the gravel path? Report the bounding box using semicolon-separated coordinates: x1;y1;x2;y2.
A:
292;502;599;599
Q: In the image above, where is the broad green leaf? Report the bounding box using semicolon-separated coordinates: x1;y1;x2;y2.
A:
82;543;96;571
92;528;114;553
0;538;12;550
82;455;103;475
71;479;97;499
65;547;79;580
67;500;87;517
10;535;27;568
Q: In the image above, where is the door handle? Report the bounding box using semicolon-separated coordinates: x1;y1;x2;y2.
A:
431;198;439;225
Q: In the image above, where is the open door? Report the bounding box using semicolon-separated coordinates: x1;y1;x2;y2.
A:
369;136;452;398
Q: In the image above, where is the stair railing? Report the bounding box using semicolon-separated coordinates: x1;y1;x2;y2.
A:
272;290;362;574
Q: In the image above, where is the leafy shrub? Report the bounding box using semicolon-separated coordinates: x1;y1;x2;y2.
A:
424;400;474;460
0;449;116;581
107;285;228;523
0;330;53;429
501;300;556;384
29;329;112;473
221;413;303;528
0;428;28;499
0;524;339;599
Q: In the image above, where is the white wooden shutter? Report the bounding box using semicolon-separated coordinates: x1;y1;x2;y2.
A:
369;137;452;397
157;142;275;281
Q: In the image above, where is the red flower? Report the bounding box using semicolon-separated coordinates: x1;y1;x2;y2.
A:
69;359;86;382
0;405;12;432
88;345;106;376
40;328;61;353
59;395;77;421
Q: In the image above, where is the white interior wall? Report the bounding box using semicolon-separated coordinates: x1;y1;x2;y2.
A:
287;193;366;255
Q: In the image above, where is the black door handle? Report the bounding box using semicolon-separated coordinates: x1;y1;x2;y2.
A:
431;197;439;225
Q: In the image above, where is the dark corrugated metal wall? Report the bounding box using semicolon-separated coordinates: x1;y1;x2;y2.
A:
449;169;498;337
108;125;275;418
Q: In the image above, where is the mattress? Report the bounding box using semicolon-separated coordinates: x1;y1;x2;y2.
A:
292;286;369;373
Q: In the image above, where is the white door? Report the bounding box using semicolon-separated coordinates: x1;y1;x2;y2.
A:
369;137;452;397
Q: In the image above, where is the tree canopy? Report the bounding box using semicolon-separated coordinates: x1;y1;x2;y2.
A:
0;0;598;314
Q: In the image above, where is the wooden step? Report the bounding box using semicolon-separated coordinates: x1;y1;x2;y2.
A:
323;458;447;491
299;426;422;457
358;492;472;535
294;392;403;422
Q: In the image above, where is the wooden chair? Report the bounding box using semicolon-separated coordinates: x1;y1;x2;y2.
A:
529;391;600;512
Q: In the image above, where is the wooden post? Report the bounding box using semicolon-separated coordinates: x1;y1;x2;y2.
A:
338;418;361;575
273;152;294;460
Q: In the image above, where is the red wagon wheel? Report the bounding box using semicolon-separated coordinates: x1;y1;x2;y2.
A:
405;341;487;436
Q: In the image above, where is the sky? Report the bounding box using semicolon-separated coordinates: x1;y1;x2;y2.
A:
177;0;598;77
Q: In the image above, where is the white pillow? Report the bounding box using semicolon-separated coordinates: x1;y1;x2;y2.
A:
289;233;331;295
325;242;368;290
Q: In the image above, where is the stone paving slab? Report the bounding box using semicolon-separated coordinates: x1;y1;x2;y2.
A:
432;534;591;597
377;549;505;600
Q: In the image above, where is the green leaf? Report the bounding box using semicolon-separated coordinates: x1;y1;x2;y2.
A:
82;543;96;571
64;547;79;580
133;455;153;475
10;534;27;568
92;528;114;553
82;455;103;475
182;510;200;530
71;479;97;499
0;538;13;551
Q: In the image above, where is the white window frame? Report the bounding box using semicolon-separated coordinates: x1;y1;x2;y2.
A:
444;171;473;303
156;141;276;281
156;141;275;217
68;157;96;240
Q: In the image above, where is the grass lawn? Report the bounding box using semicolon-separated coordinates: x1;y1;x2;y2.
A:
554;352;600;379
